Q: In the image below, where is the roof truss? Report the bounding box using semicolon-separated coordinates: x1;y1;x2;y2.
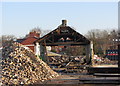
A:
35;26;90;46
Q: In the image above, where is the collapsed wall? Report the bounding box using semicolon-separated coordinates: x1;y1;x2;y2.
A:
1;42;58;85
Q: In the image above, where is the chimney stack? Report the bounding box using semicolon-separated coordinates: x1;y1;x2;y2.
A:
62;20;67;26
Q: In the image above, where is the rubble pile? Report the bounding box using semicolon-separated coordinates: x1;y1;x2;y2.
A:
49;56;69;63
93;57;118;65
1;42;58;85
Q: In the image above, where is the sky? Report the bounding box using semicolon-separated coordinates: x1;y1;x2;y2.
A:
2;2;118;37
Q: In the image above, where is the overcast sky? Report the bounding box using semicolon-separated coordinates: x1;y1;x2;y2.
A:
2;2;118;37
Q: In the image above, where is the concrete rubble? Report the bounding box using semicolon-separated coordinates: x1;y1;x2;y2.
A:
92;56;118;65
1;42;59;85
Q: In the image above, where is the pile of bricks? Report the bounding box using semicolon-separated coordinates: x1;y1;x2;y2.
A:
1;42;58;85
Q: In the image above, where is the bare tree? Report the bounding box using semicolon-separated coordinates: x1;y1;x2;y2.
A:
31;27;41;34
85;29;118;56
1;35;17;47
30;27;51;37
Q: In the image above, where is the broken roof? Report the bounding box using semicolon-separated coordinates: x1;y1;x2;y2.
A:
35;20;90;46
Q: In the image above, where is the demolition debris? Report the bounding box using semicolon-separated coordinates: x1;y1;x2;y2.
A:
1;42;58;85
